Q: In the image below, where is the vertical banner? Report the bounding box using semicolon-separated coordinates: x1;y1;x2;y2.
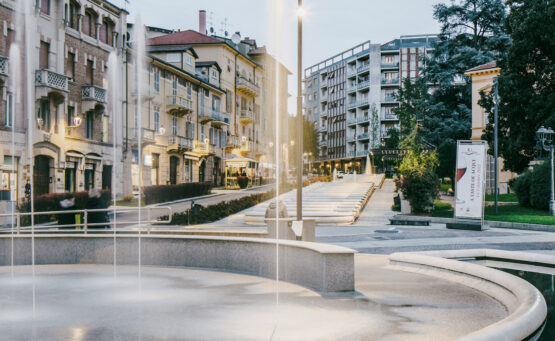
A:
455;141;487;220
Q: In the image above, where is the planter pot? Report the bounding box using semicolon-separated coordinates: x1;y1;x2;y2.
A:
399;192;411;214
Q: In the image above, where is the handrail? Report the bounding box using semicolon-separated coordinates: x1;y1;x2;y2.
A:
0;206;172;235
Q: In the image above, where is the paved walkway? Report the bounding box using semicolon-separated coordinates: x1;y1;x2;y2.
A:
0;256;506;340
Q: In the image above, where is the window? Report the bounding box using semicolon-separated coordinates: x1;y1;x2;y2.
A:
39;41;49;70
166;53;180;63
172;78;177;96
38;100;50;131
83;12;92;37
5;94;13;127
86;60;94;85
69;1;79;30
40;0;50;15
200;125;205;141
211;69;218;80
67;106;74;126
66;52;75;81
172;116;177;136
225;89;232;112
154;111;160;133
186;54;193;66
200;91;205;114
100;20;113;45
86;112;94;139
102;116;108;142
187;85;192;99
154;70;160;92
212;95;221;113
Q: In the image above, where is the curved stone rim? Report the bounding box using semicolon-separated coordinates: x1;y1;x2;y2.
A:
389;249;548;341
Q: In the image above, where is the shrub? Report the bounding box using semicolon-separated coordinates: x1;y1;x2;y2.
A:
400;168;439;213
513;162;551;210
237;176;249;189
121;194;134;202
142;182;211;205
303;175;332;187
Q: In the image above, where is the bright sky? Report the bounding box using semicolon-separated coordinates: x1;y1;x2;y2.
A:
113;0;443;114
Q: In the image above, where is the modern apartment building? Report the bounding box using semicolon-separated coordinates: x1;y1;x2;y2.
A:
0;0;127;201
304;35;437;174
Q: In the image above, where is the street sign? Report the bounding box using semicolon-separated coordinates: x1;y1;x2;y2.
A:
455;141;487;221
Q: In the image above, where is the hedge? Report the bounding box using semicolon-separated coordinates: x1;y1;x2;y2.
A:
18;189;111;224
511;161;551;210
142;182;212;205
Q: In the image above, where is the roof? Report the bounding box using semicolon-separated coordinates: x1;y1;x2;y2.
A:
147;30;221;45
466;61;498;73
147;45;199;58
195;61;222;73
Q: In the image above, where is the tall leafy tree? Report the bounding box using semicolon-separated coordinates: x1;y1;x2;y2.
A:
369;104;381;149
481;0;555;173
393;77;431;139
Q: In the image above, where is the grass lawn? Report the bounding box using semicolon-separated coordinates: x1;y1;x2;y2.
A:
484;193;518;202
431;199;555;225
114;198;147;207
484;205;555;225
440;183;452;192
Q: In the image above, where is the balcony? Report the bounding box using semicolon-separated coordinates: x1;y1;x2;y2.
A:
226;135;240;150
347;118;357;126
167;135;193;152
0;55;7;76
131;128;156;146
236;77;260;97
320;80;328;88
193;140;210;155
347;101;357;109
35;69;69;98
211;111;230;127
382;94;397;103
167;95;193;116
357;64;370;73
347;83;357;93
357;98;369;107
357;80;370;90
347;135;356;143
356;149;369;157
383;113;398;121
347;68;357;77
347;151;356;157
320;93;328;102
199;108;214;123
381;61;399;69
381;77;400;85
357;132;370;140
239;109;255;125
357;116;369;123
131;83;154;100
82;85;107;103
240;139;254;154
320;109;328;118
320;140;328;147
318;125;328;133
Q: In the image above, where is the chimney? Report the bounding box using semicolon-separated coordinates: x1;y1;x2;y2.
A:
199;10;206;35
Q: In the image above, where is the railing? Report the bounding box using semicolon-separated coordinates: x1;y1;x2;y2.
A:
383;114;398;120
318;125;328;132
240;140;254;152
381;77;399;85
357;98;369;106
0;206;173;234
167;95;193;111
347;118;357;125
357;116;369;123
357;132;370;140
357;64;370;73
0;55;8;76
226;135;240;147
236;77;260;94
357;80;370;90
82;85;107;103
194;140;210;154
168;135;193;149
347;101;357;109
35;69;69;92
212;111;229;124
347;151;356;157
132;128;155;142
320;140;327;147
320;109;328;117
348;83;357;92
320;80;328;87
320;93;328;102
382;94;397;102
381;61;399;69
347;68;357;76
347;135;356;142
357;149;369;156
240;110;255;122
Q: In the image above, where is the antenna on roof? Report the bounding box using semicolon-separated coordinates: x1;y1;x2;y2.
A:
208;11;215;36
220;17;229;37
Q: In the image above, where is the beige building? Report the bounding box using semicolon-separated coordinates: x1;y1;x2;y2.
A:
0;0;127;202
122;45;228;193
465;61;515;194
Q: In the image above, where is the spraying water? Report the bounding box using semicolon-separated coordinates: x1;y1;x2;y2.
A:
108;51;120;277
8;43;20;276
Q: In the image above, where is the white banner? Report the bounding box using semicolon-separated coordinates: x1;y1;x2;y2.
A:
455;141;487;220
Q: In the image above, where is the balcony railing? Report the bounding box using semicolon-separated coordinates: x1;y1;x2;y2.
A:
318;125;328;132
356;149;369;156
236;77;260;97
0;55;8;76
357;64;370;73
382;94;397;102
357;132;370;140
347;83;357;92
320;80;328;88
381;61;399;69
320;139;328;147
132;128;156;144
383;114;398;120
194;140;210;155
240;140;254;153
347;68;357;76
357;116;369;123
357;80;370;90
35;69;69;92
240;109;255;124
347;101;357;109
347;151;356;157
226;135;240;148
212;111;230;126
381;77;400;85
357;98;369;107
82;85;107;103
167;95;193;115
320;93;328;102
347;118;357;125
347;135;356;142
168;135;193;150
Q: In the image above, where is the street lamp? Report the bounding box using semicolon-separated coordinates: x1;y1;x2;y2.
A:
536;126;555;215
493;77;499;214
296;0;304;221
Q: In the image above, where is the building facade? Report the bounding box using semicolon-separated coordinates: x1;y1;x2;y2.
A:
304;35;437;174
0;0;127;202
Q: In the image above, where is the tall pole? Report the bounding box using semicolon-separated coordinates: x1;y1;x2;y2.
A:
493;77;499;215
551;147;554;215
296;0;303;221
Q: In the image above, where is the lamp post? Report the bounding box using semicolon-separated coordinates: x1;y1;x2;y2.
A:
296;0;304;221
536;126;555;215
493;77;499;215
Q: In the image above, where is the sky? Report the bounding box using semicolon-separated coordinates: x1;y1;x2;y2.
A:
113;0;443;114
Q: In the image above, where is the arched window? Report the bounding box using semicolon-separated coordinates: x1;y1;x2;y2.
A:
69;1;80;30
100;19;114;45
82;9;97;38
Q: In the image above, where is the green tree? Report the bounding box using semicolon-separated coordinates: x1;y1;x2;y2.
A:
288;116;319;168
481;0;555;173
369;104;381;149
393;77;430;139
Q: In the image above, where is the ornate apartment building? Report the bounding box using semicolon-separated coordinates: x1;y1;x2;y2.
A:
0;0;127;202
304;35;437;174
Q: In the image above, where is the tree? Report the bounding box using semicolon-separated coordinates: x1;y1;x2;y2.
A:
393;77;431;139
481;0;555;173
369;104;381;149
288;116;319;168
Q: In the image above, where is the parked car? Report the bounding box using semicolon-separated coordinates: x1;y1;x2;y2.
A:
337;171;345;179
